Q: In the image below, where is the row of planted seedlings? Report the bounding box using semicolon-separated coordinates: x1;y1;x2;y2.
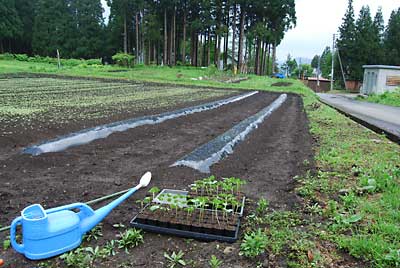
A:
132;176;246;240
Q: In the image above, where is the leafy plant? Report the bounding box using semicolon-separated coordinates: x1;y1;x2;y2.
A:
84;224;103;242
209;255;223;268
112;53;135;68
384;249;400;266
3;236;11;250
118;229;144;253
103;240;117;257
240;229;268;258
149;187;160;199
164;250;187;267
60;247;98;268
256;198;269;215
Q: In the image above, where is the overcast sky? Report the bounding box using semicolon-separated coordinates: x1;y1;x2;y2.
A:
101;0;399;62
277;0;399;61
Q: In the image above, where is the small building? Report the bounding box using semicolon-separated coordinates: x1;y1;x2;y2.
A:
306;77;331;93
362;65;400;95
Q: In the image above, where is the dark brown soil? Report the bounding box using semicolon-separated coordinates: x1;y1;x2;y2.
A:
0;86;314;267
271;82;293;87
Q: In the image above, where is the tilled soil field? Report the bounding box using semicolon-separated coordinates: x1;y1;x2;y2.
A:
0;76;313;268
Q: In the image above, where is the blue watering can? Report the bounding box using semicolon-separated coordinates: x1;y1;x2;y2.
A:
10;172;152;260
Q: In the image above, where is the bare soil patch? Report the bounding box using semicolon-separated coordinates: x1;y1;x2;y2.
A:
272;82;293;87
0;78;313;267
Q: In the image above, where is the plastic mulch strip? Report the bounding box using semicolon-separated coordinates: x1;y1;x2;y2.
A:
23;91;258;156
172;94;287;173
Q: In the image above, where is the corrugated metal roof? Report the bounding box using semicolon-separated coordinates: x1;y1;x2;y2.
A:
363;65;400;70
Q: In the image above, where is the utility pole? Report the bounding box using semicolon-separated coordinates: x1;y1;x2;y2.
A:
330;34;335;91
317;55;321;87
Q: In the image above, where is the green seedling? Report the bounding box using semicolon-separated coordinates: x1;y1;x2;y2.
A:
103;240;117;256
184;206;195;222
211;197;222;225
240;229;268;258
118;229;144;253
150;205;161;212
256;198;269;215
136;199;144;209
143;196;152;206
3;236;11;250
164;250;187;267
84;224;103;242
60;246;100;268
209;255;223;268
148;187;160;200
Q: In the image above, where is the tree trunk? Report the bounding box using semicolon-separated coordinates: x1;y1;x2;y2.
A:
141;10;145;63
231;4;237;72
272;41;277;74
200;34;206;66
136;13;140;63
182;11;186;64
164;9;168;65
266;44;271;75
169;16;172;65
237;8;245;73
223;12;229;69
190;31;194;65
0;40;3;54
244;38;249;74
260;41;264;75
215;35;221;68
123;13;128;53
171;7;176;65
207;29;211;66
262;41;268;75
255;38;261;75
148;42;151;64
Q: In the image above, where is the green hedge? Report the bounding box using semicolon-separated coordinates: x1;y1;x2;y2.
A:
0;53;101;66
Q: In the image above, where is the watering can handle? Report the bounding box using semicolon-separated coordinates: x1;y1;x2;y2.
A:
10;217;24;254
45;203;95;219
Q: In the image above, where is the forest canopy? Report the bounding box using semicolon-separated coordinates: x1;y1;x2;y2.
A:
0;0;296;75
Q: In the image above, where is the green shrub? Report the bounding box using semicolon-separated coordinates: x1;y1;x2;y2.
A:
207;64;218;76
112;53;135;68
0;53;14;60
14;54;29;61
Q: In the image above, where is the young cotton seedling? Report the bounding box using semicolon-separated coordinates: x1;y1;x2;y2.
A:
148;187;160;200
184;206;195;222
211;197;222;226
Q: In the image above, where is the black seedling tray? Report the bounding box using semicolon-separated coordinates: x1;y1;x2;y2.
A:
130;213;240;243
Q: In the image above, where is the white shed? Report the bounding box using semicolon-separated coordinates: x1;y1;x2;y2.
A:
362;65;400;95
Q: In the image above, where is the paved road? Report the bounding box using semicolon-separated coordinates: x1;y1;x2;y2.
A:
318;93;400;141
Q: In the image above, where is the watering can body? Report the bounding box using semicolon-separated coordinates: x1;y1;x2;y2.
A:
11;202;96;260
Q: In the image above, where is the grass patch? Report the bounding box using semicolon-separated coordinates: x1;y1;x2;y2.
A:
357;89;400;107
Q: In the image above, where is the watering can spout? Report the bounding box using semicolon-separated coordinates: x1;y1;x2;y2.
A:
80;171;152;233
